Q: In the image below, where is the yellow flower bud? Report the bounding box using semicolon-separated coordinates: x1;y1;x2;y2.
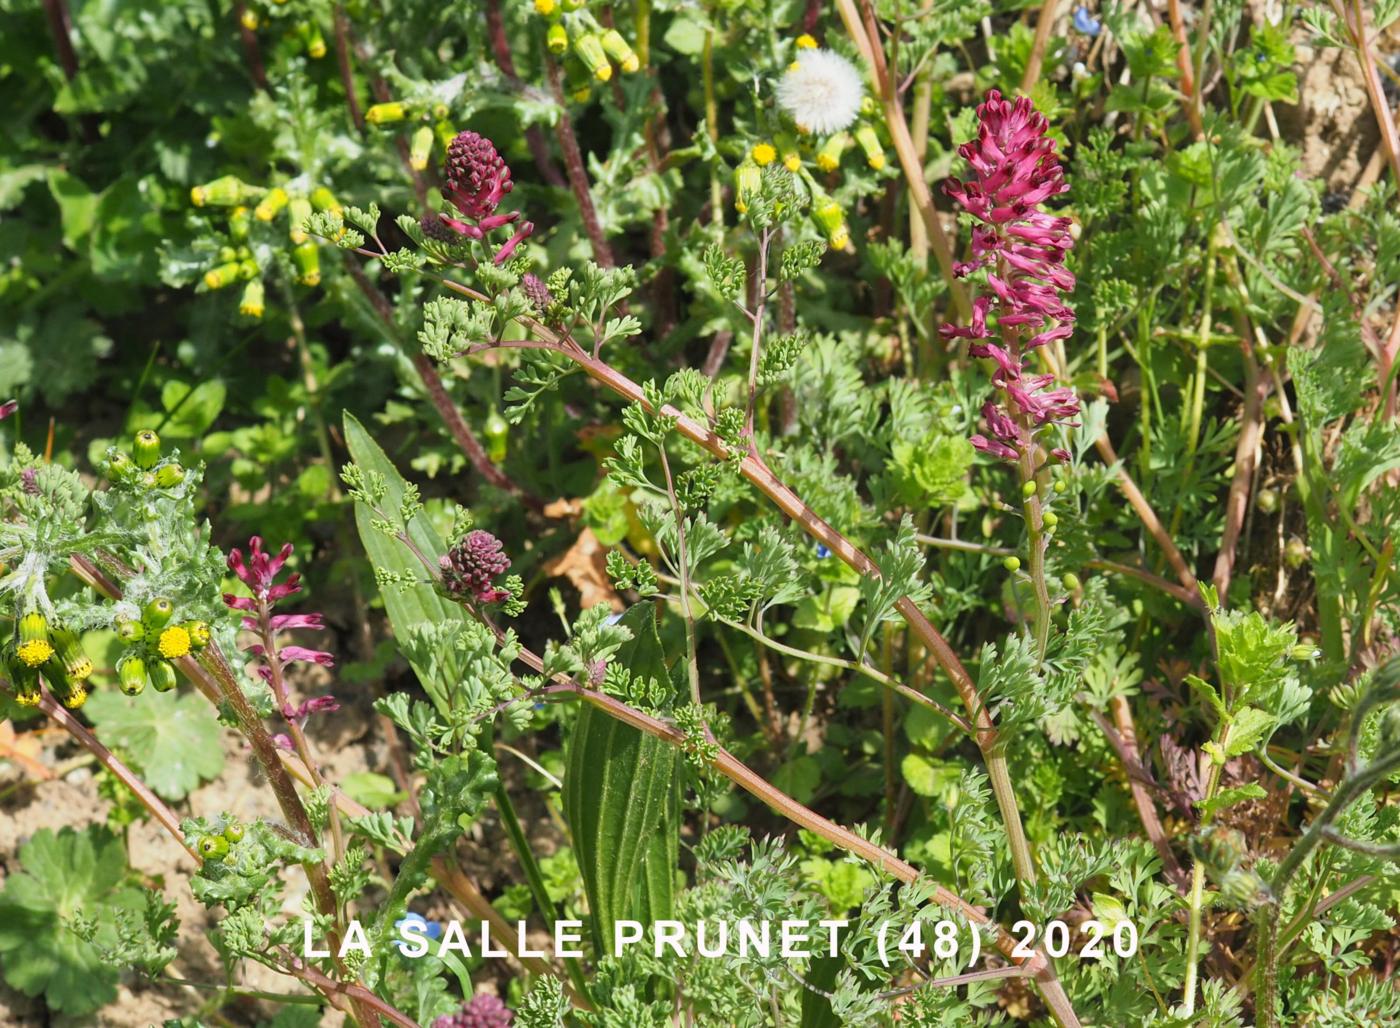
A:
813;195;848;249
310;186;340;214
795;34;818;49
733;160;762;213
534;0;556;13
855;123;886;170
365;102;407;125
546;20;568;55
17;613;54;668
287;195;313;244
816;132;850;172
293;241;321;286
751;143;777;167
573;33;611;81
239;279;265;318
191;175;262;208
203;261;244;291
600;29;639;74
410;125;434;171
240;8;260;30
254;186;289;221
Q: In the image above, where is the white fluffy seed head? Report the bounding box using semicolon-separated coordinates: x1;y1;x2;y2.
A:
776;49;864;135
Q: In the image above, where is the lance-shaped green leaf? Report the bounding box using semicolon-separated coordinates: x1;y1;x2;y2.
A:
563;603;680;955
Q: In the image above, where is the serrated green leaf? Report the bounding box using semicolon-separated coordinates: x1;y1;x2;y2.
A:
84;689;224;801
1197;783;1267;820
1224;706;1277;756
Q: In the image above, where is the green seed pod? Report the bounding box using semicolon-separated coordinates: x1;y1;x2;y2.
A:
287;195;313;244
1041;511;1059;529
228;205;251;241
1284;536;1308;568
50;628;93;683
409;125;434;171
1062;572;1082;591
143;597;175;631
132;429;161;469
186;621;211;651
190;175;263;208
198;835;229;861
1255;487;1279;515
117;654;149;696
105;449;135;480
254;186;289;222
300;21;327;59
16;612;54;668
1021;480;1038;498
1053;479;1067;494
149;659;179;693
812;195;849;249
293;241;321;286
1002;556;1021;572
223;821;246;843
115;618;145;643
154;463;186;489
600;29;639;73
573;32;611;81
365;102;406;125
485;408;509;463
854;123;886;170
546;20;568;55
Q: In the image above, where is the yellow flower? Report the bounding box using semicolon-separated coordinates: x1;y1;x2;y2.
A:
158;625;192;660
751;143;777;166
795;34;818;50
16;639;53;668
534;0;556;13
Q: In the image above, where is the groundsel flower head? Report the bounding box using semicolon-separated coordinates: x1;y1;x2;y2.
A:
776;49;864;135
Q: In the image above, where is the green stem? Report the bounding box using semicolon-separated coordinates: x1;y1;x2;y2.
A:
1181;746;1226;1015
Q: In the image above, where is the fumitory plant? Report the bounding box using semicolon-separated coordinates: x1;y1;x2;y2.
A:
4;1;1400;1026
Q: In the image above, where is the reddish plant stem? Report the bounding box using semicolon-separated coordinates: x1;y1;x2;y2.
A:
41;0;78;81
31;687;199;861
1167;0;1206;138
1019;0;1061;93
1093;434;1199;596
482;0;567;190
278;950;417;1028
543;55;615;267
343;260;542;509
232;3;269;91
332;5;364;131
1093;701;1188;891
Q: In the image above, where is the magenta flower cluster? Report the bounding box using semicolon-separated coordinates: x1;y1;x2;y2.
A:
431;994;513;1028
941;89;1079;463
440;529;511;604
224;537;338;739
0;399;16;420
428;131;534;265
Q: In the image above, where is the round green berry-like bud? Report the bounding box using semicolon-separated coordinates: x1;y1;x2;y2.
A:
223;821;245;843
117;654;148;696
546;20;568;54
133;430;162;469
154;463;186;489
1022;480;1038;498
1041;511;1059;529
186;621;211;650
1284;536;1308;568
1002;556;1021;572
198;835;229;861
1062;573;1082;591
1290;643;1320;662
143;597;175;631
1053;479;1067;494
485;408;509;463
105;449;135;480
1255;488;1279;515
149;659;179;693
115;618;145;643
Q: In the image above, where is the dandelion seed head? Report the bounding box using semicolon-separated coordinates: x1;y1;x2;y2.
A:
776;49;864;136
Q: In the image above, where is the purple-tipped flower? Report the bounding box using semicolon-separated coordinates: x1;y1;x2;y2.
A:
0;400;16;420
427;131;534;265
19;468;39;495
224;536;337;727
432;994;513;1028
941;90;1079;464
520;273;553;312
440;529;511;604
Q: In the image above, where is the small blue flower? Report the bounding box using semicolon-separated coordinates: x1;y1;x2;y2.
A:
815;543;831;559
394;913;442;952
1073;6;1101;36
